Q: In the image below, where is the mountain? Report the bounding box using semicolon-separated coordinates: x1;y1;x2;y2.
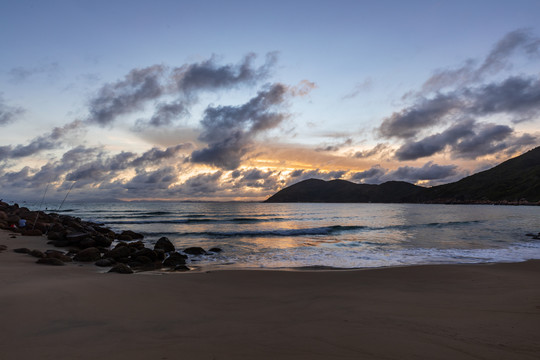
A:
264;146;540;204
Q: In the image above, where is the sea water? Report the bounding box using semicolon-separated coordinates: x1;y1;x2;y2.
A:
38;202;540;270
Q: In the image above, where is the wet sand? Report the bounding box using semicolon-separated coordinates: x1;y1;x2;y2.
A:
1;229;539;359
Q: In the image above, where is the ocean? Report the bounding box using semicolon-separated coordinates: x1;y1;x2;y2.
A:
35;201;540;270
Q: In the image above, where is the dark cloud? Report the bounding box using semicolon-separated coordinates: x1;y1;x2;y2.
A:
395;119;476;160
173;52;276;93
471;76;540;122
130;144;192;167
190;83;291;170
387;162;458;183
90;54;277;128
353;143;389;158
395;119;536;161
87;65;166;126
350;162;460;185
316;138;352;152
422;29;540;93
378;94;459;139
350;165;386;184
0;121;83;161
179;172;223;195
0;95;24;126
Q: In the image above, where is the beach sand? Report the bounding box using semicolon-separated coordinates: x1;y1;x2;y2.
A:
1;229;539;360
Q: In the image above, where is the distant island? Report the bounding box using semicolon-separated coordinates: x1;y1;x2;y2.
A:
265;146;540;204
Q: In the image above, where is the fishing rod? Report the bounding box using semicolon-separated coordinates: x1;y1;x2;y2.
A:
32;183;49;230
58;181;76;212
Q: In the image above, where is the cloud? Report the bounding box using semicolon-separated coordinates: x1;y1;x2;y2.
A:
350;162;460;185
90;53;278;128
471;76;540;122
422;29;540;93
350;165;386;183
190;83;292;170
8;62;61;82
395;119;536;161
353;143;389;158
378;93;460;139
0;95;24;126
87;65;166;126
316;138;353;152
173;52;276;93
0;121;84;161
342;78;373;100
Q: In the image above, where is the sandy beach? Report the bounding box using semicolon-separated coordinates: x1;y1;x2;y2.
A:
1;229;539;360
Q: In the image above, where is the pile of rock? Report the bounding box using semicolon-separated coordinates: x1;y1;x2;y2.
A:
1;201;222;274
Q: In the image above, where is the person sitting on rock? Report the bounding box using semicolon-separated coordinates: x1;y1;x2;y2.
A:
18;218;26;229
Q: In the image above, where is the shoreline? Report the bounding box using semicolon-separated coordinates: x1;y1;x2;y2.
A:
2;230;540;359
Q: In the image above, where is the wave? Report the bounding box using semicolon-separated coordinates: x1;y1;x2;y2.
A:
175;225;366;238
103;217;287;225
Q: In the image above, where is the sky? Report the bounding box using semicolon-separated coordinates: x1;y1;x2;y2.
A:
1;0;539;201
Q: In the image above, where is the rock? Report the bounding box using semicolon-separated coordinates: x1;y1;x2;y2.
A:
74;247;102;262
184;247;207;256
132;248;158;261
29;249;45;258
118;234;132;241
95;258;116;267
93;234;112;247
45;250;72;262
154;248;165;260
128;241;146;250
47;231;65;241
209;247;223;253
50;240;70;247
49;223;65;232
173;265;190;272
119;230;144;240
154;237;175;252
162;252;187;267
66;232;92;244
0;244;7;252
108;263;133;274
22;229;43;236
105;246;131;260
134;255;152;264
13;247;31;254
36;258;65;266
79;238;97;248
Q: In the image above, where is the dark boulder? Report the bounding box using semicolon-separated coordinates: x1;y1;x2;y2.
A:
79;238;97;249
36;258;65;266
93;234;112;247
173;265;190;272
128;241;146;250
117;234;132;242
162;252;187;267
108;263;133;274
132;248;158;261
95;258;116;267
47;231;66;241
154;237;175;252
29;249;45;258
66;232;92;244
118;230;144;240
184;247;207;256
50;240;70;247
13;247;31;254
209;247;223;253
105;246;131;260
22;229;42;236
74;247;102;262
45;250;72;262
